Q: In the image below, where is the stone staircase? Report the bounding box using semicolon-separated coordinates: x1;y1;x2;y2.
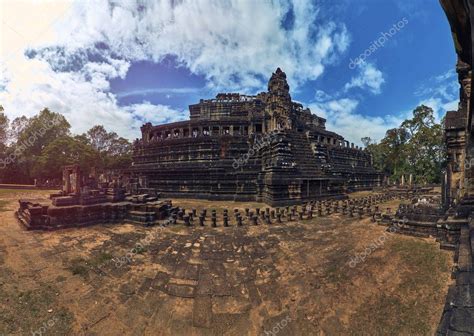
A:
284;131;321;177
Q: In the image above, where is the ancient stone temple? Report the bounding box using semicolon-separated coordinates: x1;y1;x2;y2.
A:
441;0;474;213
132;68;382;205
438;0;474;333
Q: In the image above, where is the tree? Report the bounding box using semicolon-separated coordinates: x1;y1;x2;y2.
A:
0;108;133;183
9;116;29;143
361;137;373;148
401;105;435;137
33;136;99;178
16;108;70;157
363;104;444;184
0;105;9;146
83;125;132;170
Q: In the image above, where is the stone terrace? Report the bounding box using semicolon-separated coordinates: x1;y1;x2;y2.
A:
0;189;452;335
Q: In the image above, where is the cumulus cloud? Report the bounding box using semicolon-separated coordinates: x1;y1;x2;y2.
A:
125;102;188;126
0;54;184;139
0;0;351;139
344;62;385;94
310;97;404;145
44;0;350;90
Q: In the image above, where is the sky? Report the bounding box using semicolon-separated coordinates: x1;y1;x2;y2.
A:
0;0;459;145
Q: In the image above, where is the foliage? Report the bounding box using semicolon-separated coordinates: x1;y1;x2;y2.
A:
0;105;9;146
363;105;444;184
8;115;29;143
0;107;133;183
16;108;71;157
33;136;99;178
82;125;132;170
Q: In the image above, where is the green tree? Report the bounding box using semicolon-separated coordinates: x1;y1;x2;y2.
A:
363;105;444;184
83;125;132;170
33;136;99;178
8;115;29;143
10;108;70;181
16;108;70;156
0;105;9;146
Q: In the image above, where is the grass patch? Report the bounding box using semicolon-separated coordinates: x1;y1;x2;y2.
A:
348;237;452;335
134;245;147;254
55;275;66;283
88;251;114;268
324;260;350;284
67;257;90;278
66;252;114;278
349;294;430;336
0;188;56;194
0;200;9;212
321;242;355;285
0;275;74;335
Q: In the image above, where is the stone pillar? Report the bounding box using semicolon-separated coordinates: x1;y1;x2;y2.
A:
64;170;71;194
462;66;473;199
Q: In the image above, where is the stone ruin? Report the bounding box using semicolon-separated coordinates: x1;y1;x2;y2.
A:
131;68;383;206
373;1;474;333
16;165;174;230
15;162;399;232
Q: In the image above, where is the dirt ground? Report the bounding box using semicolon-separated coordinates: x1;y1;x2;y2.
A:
0;189;453;335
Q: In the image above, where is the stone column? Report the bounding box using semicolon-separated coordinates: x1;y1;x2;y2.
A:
461;63;473;198
64;170;71;194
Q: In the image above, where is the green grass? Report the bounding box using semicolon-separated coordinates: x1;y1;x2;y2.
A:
66;252;114;278
0;188;55;195
0;270;74;335
88;251;114;268
347;238;451;335
67;257;90;278
134;245;147;254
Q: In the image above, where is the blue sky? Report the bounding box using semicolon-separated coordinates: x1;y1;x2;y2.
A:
0;0;458;145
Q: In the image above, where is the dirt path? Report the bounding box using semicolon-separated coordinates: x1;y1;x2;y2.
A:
0;191;453;335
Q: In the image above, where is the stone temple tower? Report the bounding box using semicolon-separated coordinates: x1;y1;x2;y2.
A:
266;68;293;131
268;67;291;101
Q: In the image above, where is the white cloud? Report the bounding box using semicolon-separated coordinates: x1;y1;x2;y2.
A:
311;67;460;145
0;54;186;139
415;68;459;121
116;87;202;99
31;0;350;91
0;0;351;139
310;98;404;145
344;62;385;94
443;99;459;112
125;102;188;126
